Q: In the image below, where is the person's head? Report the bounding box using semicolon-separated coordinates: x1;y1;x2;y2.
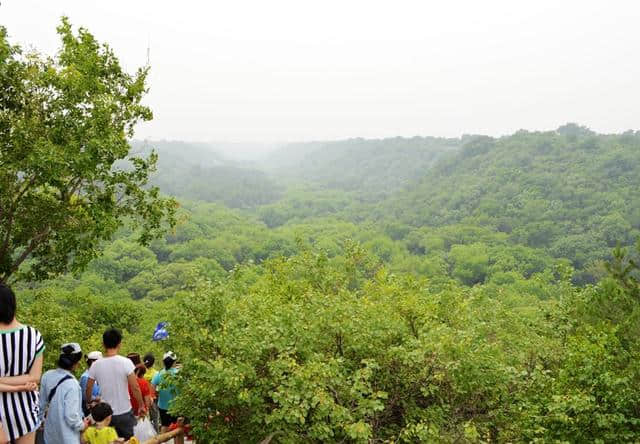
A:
163;351;177;370
91;402;114;426
86;351;102;369
58;343;83;371
102;328;122;350
0;283;17;325
143;353;155;369
127;352;141;365
134;363;146;378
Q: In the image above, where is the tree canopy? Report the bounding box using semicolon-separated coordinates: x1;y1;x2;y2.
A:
0;19;176;283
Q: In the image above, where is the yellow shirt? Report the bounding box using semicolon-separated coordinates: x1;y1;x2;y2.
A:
82;425;119;444
143;367;158;384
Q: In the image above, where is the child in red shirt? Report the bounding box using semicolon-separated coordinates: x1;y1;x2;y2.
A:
129;364;152;415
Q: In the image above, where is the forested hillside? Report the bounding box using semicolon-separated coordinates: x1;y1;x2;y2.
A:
373;124;640;283
14;125;640;442
36;125;640;296
263;137;460;198
132;140;283;207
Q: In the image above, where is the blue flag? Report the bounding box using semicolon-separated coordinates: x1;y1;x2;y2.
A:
152;322;169;341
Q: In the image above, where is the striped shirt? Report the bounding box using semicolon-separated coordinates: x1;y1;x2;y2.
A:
0;325;45;441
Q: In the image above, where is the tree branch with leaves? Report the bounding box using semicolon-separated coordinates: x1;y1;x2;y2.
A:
0;18;177;283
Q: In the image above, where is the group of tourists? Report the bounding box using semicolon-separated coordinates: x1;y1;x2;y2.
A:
0;283;180;444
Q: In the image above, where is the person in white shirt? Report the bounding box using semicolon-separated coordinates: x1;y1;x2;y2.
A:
85;328;145;440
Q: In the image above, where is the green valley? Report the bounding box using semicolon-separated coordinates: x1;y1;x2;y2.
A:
3;19;640;443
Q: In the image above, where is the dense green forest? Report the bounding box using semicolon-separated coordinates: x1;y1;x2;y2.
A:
15;125;640;442
5;17;640;444
377;125;640;284
263;137;460;199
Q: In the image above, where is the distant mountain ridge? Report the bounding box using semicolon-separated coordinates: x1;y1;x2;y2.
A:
130;140;283;208
131;140;227;168
262;136;461;198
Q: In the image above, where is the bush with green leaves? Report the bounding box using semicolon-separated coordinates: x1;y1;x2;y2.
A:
160;242;640;443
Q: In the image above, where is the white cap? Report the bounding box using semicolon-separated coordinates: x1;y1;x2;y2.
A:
163;351;177;361
86;351;103;360
60;343;82;354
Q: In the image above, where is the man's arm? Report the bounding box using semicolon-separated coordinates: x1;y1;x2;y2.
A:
127;373;145;415
85;378;95;407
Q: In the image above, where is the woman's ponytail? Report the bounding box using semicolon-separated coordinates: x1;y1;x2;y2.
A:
57;343;83;370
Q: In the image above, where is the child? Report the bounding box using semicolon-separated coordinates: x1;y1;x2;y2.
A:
82;402;124;444
129;364;152;416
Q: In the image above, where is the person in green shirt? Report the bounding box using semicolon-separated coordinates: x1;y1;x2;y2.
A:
150;351;179;432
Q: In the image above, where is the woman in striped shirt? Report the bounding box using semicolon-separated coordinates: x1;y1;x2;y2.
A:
0;284;45;444
0;379;38;444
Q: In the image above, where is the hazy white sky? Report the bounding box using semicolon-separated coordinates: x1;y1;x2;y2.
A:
2;1;639;143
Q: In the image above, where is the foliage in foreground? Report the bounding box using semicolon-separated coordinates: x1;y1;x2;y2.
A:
165;242;640;443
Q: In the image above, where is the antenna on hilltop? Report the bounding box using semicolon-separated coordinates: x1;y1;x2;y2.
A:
146;35;150;66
